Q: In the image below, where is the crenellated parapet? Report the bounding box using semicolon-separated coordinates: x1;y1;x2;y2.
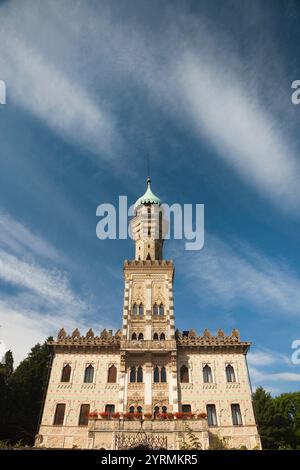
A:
175;328;250;353
49;328;122;349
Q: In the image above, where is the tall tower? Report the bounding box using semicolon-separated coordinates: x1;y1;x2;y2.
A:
118;178;178;415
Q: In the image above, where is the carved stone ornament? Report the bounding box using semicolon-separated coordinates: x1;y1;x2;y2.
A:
86;328;94;339
57;328;66;340
71;328;80;339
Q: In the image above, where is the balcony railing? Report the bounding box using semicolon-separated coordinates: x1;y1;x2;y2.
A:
120;340;177;351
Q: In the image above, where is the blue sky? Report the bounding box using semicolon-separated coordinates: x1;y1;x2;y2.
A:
0;0;300;395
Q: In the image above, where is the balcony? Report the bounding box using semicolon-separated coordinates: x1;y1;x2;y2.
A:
89;417;208;433
120;340;177;351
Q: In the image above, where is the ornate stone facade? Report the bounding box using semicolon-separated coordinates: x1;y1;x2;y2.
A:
36;179;261;450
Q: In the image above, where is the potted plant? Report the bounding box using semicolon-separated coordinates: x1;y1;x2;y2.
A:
174;412;183;420
99;411;110;419
89;411;98;419
197;412;207;420
123;412;134;420
112;412;120;419
167;412;174;420
133;412;143;420
144;413;152;420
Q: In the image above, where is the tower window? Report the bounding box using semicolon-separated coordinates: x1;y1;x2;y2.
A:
107;365;117;383
130;366;136;383
153;332;159;340
231;404;242;426
137;366;143;383
132;332;137;340
132;303;138;316
154;406;160;418
84;364;94;383
53;404;66;426
226;364;236;383
137;406;142;413
138;303;144;316
129;405;135;413
207;404;217;426
159;303;164;316
78;404;90;426
160;332;165;340
138;332;144;340
146;253;151;260
161;366;166;383
203;365;213;383
153;366;160;383
153;303;158;316
61;364;71;383
162;406;167;414
180;365;189;383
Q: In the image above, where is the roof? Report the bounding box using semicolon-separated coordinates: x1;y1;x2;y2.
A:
134;177;162;209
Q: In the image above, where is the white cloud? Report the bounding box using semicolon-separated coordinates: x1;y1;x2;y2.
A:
0;249;85;310
0;210;59;260
0;210;114;365
249;366;300;383
0;27;119;159
180;235;300;316
248;349;290;367
172;54;300;213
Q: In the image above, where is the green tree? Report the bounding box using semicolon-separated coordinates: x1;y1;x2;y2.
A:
273;392;300;449
252;386;293;449
3;338;53;445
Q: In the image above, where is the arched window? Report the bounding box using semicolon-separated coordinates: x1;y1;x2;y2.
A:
130;366;136;383
79;404;90;426
154;406;159;418
138;332;144;340
137;366;143;383
107;365;117;383
162;406;167;414
153;303;158;316
132;303;138;316
180;365;189;383
61;364;71;382
53;403;66;425
160;333;165;341
129;405;135;413
153;332;159;340
159;303;164;316
203;365;213;383
84;364;94;383
137;406;142;414
105;404;115;415
207;404;217;427
161;366;166;383
226;364;236;383
131;332;137;340
139;303;144;316
153;366;160;383
146;253;151;260
231;404;242;426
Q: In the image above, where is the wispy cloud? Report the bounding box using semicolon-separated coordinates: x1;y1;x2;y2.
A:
0;210;59;260
248;348;290;367
172;54;300;214
177;235;300;316
0;211;113;364
0;22;119;159
250;366;300;383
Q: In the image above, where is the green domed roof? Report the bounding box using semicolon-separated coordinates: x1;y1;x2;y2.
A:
134;177;162;209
